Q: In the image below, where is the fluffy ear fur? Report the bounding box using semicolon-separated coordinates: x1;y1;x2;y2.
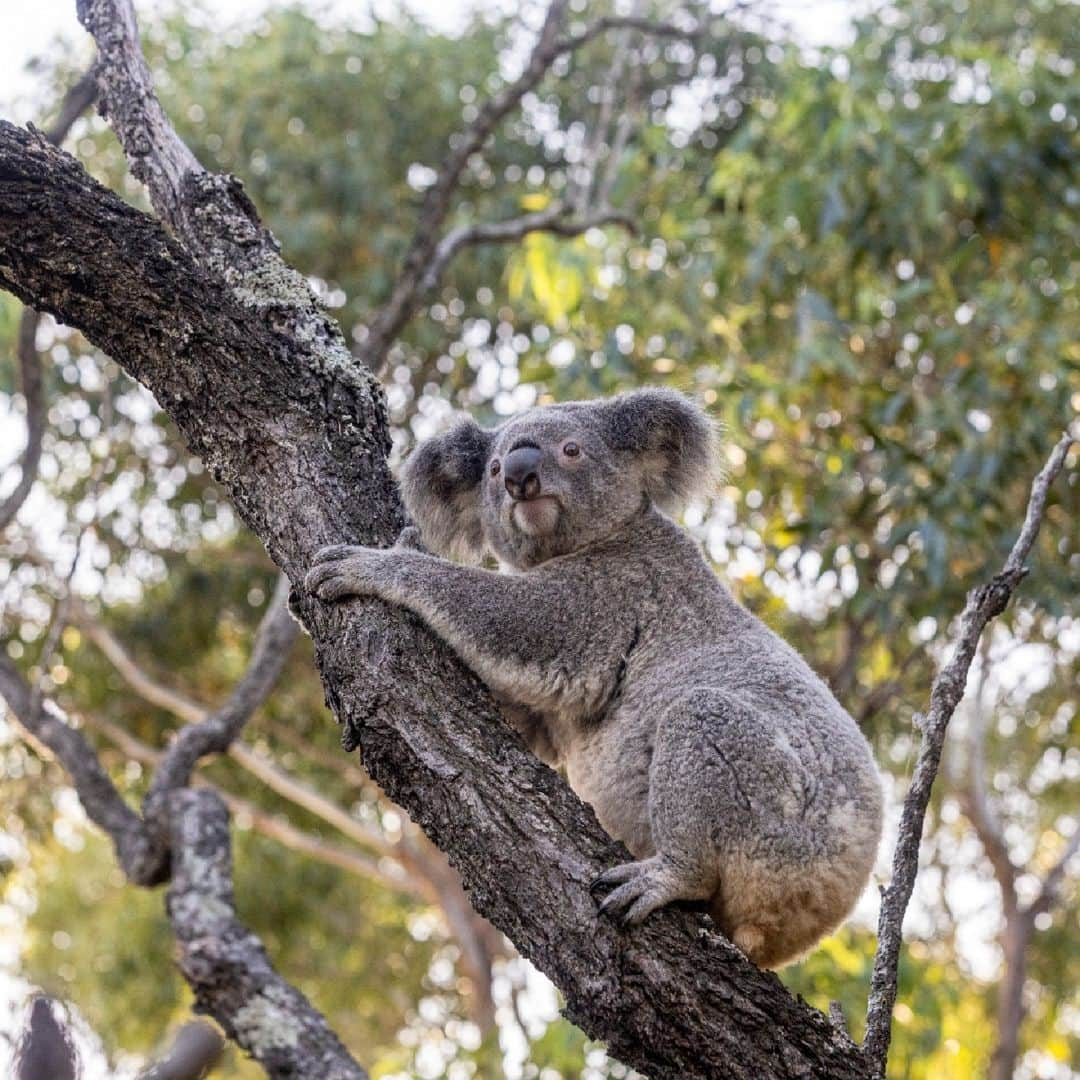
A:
603;389;719;512
400;419;493;563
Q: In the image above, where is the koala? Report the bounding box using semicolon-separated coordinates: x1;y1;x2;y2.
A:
305;389;883;968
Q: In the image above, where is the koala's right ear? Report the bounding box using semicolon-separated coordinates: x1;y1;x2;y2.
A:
400;419;493;563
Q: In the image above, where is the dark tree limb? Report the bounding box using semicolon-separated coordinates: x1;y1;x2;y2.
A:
863;430;1075;1076
86;706;416;895
0;652;164;883
0;105;870;1080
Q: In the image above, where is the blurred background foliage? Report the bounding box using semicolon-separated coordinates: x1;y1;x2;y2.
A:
0;0;1077;1076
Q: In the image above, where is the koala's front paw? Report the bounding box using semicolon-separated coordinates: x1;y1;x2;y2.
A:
305;544;381;602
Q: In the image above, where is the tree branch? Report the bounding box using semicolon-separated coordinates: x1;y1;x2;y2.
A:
357;2;727;369
862;430;1075;1076
358;0;572;366
0;651;164;883
87;711;416;895
420;202;636;299
71;593;400;856
143;574;298;818
0;636;371;1078
165;788;366;1078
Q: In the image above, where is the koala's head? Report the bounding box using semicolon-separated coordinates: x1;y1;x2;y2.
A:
401;389;717;570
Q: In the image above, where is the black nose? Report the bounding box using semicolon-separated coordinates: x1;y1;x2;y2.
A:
504;446;543;501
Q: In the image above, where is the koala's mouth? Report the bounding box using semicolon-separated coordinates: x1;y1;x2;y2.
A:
511;496;561;536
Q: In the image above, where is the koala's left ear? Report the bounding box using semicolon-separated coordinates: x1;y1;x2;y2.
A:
400;418;494;563
603;389;719;511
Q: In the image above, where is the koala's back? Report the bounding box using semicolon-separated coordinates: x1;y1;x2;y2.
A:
551;510;882;966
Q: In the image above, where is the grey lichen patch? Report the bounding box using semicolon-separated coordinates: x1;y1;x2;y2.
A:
226;255;314;313
225;255;372;389
186;839;233;900
233;984;306;1055
171;891;233;931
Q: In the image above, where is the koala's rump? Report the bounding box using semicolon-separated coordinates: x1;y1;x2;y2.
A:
660;685;882;967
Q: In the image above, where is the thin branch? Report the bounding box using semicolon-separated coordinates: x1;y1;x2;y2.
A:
421;202;636;298
75;604;206;724
359;0;570;364
227;741;395;856
143;574;299;824
0;653;165;883
1028;828;1080;919
88;712;419;895
863;431;1074;1076
74;594;396;856
165;788;367;1078
0;70;97;532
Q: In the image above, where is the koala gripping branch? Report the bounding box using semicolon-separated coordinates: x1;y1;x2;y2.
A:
0;122;870;1078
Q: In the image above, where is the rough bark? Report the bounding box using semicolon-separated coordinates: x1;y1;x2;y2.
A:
0;117;869;1080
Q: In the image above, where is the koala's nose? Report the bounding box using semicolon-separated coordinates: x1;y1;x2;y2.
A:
503;446;543;501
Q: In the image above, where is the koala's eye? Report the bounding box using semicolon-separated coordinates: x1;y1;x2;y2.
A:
562;441;581;458
489;459;501;477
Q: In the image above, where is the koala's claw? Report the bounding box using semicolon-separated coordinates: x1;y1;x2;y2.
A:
311;543;361;564
590;863;638;895
304;545;369;601
592;857;691;927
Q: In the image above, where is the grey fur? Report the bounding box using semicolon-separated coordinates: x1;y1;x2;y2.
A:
306;389;882;968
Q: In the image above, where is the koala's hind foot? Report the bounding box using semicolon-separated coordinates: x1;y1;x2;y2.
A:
591;855;713;926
